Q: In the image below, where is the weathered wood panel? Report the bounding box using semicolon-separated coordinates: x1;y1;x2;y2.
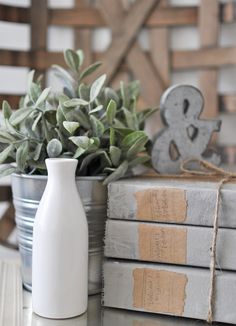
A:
199;0;219;119
172;47;236;70
74;0;93;68
1;3;235;26
30;0;48;84
0;4;28;23
0;0;236;164
91;0;158;83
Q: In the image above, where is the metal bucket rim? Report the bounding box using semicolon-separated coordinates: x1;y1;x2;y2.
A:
12;173;106;181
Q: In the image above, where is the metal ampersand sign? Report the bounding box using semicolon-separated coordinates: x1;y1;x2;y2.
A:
151;85;222;174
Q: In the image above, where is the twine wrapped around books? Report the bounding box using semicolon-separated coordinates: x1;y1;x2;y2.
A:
180;158;236;323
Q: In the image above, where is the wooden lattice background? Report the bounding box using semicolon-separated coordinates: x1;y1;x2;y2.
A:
1;0;236;244
1;0;236;161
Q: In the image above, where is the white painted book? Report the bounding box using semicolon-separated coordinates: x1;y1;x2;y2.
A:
103;260;236;324
105;219;236;270
108;178;236;227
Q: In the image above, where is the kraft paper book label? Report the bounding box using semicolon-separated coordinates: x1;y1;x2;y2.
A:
138;224;187;264
135;188;187;222
133;268;187;315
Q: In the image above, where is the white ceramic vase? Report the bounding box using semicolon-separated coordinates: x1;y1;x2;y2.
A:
32;158;88;319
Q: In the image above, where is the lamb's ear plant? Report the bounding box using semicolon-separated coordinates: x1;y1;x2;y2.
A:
0;49;157;185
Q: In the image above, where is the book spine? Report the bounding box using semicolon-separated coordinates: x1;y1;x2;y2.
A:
103;260;236;324
104;220;236;270
108;182;236;227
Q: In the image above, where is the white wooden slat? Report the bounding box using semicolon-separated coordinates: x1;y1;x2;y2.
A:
0;260;22;326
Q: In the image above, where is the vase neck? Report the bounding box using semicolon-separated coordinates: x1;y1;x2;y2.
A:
46;158;78;184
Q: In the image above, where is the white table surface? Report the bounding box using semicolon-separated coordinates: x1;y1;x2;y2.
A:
22;291;230;326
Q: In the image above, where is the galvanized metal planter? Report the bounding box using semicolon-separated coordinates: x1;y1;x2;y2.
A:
11;174;107;295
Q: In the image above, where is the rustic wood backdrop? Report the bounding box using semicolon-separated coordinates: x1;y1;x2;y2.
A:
0;0;236;245
1;0;236;157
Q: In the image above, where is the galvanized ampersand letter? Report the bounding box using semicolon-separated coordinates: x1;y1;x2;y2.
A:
151;85;222;174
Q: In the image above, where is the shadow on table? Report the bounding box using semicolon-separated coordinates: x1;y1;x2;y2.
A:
30;294;230;326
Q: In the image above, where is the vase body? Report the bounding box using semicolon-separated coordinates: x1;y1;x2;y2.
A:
32;158;88;319
11;174;107;295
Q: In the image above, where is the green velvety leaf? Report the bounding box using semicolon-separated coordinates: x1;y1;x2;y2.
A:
113;127;133;137
19;95;26;108
122;107;138;130
27;70;35;93
69;136;91;149
2;101;12;119
109;146;121;167
32;113;42;131
73;147;86;159
42;117;54;142
56;105;66;129
104;87;119;105
89;105;103;114
60;151;73;158
113;119;126;129
109;127;115;146
9;107;34;126
80;62;102;80
128;155;150;168
78;83;90;101
126;135;148;159
129;96;136;114
0;164;16;178
101;151;112;167
119;80;140;109
47;139;62;158
0;144;14;164
120;81;128;108
59;94;70;105
78;150;110;174
33;143;44;161
0;130;16;143
58;95;71;119
16;141;28;172
63;86;75;98
76;110;91;129
63;121;80;134
35;87;51;107
64;98;89;107
127;80;140;99
106;99;117;125
52;65;74;83
24;117;38;138
103;160;128;185
103;167;116;173
87;137;100;152
76;49;84;66
121;131;146;149
90;115;105;137
36;73;43;86
5;119;24;139
139;107;158;122
28;160;46;171
30;82;41;103
63;108;79;121
44;110;57;126
64;49;80;71
52;65;75;96
90;74;106;102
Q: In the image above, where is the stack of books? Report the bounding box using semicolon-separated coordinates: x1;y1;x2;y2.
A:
103;177;236;324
